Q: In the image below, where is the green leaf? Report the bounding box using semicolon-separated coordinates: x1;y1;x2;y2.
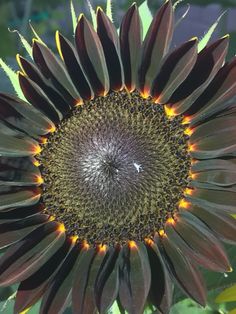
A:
203;244;236;294
29;22;45;44
215;285;236;303
109;301;125;314
87;0;97;30
139;0;152;40
106;0;113;22
198;11;227;52
9;29;32;59
70;0;77;33
170;299;217;314
174;4;190;29
0;58;26;100
173;243;236;306
173;0;185;10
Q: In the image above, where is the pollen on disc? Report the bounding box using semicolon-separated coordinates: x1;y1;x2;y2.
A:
39;91;191;245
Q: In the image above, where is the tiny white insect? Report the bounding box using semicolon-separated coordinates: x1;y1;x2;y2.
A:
133;162;143;173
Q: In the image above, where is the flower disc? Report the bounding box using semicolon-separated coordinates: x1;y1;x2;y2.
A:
39;91;190;243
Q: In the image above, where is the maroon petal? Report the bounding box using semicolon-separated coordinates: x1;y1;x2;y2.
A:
189;128;236;159
152;38;198;103
72;247;96;314
119;242;151;314
0;187;41;211
0;156;34;170
73;245;109;314
185;188;236;214
17;55;72;117
95;246;120;314
75;15;109;96
0;161;41;186
120;4;142;92
166;216;229;272
33;40;81;105
0;130;41;158
55;32;94;100
40;240;81;314
192;168;236;187
0;93;54;137
145;240;173;314
191;158;236;173
14;237;72;314
164;224;209;273
160;232;207;306
189;116;236;144
0;204;43;222
0;220;65;286
19;73;61;124
138;0;174;97
0;214;50;249
97;8;124;91
186;56;236;125
174;211;231;272
190;204;236;244
168;36;229;115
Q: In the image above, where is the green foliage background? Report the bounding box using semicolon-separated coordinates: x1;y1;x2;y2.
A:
0;0;236;313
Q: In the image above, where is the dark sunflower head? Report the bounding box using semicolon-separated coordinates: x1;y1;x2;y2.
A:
0;1;236;314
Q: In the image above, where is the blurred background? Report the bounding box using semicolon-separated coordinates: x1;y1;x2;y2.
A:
0;0;236;94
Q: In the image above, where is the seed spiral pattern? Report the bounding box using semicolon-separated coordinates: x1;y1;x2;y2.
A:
39;91;191;244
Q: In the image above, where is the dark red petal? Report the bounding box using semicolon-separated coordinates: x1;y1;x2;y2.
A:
186;57;236;125
190;127;236;159
0;164;41;186
174;211;231;272
0;187;41;211
191;159;236;173
14;237;72;314
0;214;50;249
19;73;61;124
120;4;142;92
0;220;65;286
169;36;229;115
0;204;43;222
75;15;109;96
56;32;94;100
189;204;236;244
186;181;236;193
145;240;173;313
138;0;174;96
97;8;124;91
119;242;151;314
192;168;236;187
0;93;54;137
17;56;72;117
73;246;109;314
152;38;198;103
72;248;96;314
33;41;81;105
160;232;207;306
189;115;236;144
0;156;34;170
95;246;120;314
40;240;81;314
165;222;227;272
0;131;41;158
186;188;236;214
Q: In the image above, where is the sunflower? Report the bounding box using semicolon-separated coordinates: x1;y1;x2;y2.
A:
0;0;236;313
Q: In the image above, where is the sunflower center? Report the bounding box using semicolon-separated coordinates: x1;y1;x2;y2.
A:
39;91;190;244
